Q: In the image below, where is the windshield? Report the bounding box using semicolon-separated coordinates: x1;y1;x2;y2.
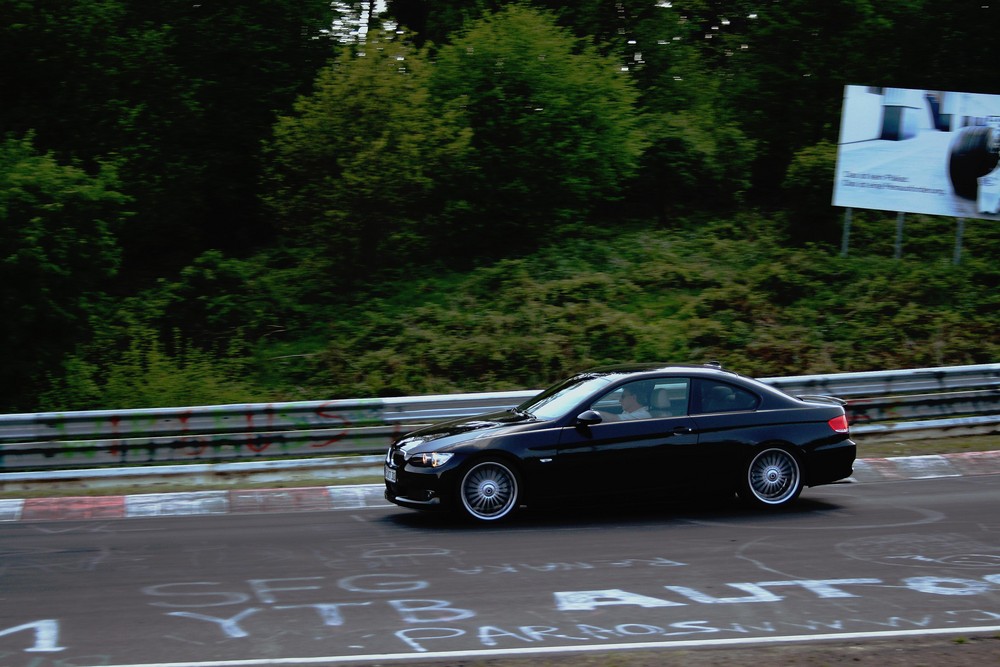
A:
517;374;619;420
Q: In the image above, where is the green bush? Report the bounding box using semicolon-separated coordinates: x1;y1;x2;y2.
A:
32;210;1000;409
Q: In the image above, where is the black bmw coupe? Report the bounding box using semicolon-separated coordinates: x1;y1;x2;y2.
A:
384;363;855;522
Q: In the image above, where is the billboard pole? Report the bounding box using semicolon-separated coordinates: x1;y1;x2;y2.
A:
953;217;965;264
894;212;905;259
841;208;852;257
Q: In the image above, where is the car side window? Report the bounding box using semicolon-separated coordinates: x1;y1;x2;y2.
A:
592;379;690;421
648;379;689;417
695;380;759;414
591;381;655;421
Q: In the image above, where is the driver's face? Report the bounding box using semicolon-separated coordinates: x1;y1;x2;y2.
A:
621;389;640;411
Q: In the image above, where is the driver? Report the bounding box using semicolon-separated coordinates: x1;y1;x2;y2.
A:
618;385;651;420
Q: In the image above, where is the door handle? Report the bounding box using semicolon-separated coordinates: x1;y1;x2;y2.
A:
671;426;693;435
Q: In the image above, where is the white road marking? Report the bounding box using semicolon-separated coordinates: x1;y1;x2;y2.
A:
74;625;1000;666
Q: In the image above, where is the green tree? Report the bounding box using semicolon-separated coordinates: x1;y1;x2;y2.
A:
429;4;645;253
883;3;1000;93
37;326;260;411
0;0;335;284
782;140;839;244
263;31;471;286
691;1;993;199
125;1;337;265
0;134;127;410
386;0;496;48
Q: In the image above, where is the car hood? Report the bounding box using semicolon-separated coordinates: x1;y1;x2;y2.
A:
395;409;534;452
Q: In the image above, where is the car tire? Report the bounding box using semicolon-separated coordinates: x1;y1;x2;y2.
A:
948;126;999;200
739;446;803;508
457;458;521;522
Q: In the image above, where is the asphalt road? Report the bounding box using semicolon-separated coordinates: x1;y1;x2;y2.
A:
1;474;999;666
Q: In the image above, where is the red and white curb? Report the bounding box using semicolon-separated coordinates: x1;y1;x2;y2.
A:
849;450;1000;481
0;485;390;522
1;452;998;523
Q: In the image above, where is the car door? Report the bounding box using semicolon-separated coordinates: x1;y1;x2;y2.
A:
551;379;699;499
689;378;764;487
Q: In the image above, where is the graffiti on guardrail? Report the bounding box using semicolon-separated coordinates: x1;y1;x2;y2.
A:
0;401;411;470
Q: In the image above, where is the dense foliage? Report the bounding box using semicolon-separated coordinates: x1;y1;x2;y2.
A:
2;1;999;411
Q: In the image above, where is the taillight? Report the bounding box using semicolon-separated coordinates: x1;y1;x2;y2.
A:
827;414;849;433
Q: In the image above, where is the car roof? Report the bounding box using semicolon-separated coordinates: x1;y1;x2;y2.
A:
573;362;795;403
581;361;740;377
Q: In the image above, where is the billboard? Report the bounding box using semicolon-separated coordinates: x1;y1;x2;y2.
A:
833;85;1000;220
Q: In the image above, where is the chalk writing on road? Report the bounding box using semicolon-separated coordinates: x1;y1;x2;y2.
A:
4;572;999;657
395;608;1000;652
553;575;1000;610
449;556;686;575
140;571;999;650
0;620;64;653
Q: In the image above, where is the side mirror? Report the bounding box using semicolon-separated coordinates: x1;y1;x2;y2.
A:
576;410;603;426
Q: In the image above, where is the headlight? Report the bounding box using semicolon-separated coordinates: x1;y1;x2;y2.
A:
410;452;454;468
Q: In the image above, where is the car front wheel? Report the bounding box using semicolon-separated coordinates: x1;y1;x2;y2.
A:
458;459;521;522
740;446;802;507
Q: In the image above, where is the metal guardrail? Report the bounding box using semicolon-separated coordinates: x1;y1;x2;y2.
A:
1;364;998;472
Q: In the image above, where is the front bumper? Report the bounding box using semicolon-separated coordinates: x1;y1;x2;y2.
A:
384;486;444;510
383;459;459;511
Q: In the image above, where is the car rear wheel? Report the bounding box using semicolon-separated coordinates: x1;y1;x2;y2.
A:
740;446;802;507
458;459;520;522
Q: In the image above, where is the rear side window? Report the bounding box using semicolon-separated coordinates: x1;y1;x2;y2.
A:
648;379;690;417
693;379;759;414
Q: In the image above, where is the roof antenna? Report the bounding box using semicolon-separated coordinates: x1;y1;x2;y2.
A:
705;360;722;369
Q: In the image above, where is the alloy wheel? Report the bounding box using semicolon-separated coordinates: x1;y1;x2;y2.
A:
745;447;802;506
459;460;519;521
